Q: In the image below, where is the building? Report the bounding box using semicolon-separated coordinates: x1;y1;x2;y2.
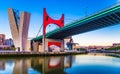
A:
8;8;30;51
0;34;5;45
87;45;111;50
4;38;14;46
113;43;120;47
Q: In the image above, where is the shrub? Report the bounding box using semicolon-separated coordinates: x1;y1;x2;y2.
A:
11;47;16;50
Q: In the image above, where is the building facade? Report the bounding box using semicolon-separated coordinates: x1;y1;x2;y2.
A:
0;34;5;45
8;8;30;51
4;38;14;46
113;43;120;47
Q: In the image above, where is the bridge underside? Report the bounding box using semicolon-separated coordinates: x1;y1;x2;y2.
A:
33;4;120;41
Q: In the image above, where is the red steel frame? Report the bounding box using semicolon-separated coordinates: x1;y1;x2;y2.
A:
43;8;64;50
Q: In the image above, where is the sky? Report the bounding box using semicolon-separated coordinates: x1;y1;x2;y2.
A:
0;0;120;46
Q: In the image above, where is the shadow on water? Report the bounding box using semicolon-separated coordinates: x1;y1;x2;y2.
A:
0;53;120;74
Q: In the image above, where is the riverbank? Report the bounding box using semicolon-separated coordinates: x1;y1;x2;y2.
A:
106;53;120;57
0;51;87;57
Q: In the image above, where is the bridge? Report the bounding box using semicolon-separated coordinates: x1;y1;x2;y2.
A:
33;3;120;41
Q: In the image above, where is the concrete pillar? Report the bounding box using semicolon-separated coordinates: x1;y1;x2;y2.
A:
26;39;31;51
33;41;39;52
39;44;43;52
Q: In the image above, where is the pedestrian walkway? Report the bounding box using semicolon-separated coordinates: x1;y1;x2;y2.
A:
0;51;86;56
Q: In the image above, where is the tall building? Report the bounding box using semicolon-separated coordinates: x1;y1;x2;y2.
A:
0;34;5;45
8;8;30;51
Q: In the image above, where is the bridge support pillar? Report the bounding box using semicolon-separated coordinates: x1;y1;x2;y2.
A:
33;41;39;52
43;38;64;52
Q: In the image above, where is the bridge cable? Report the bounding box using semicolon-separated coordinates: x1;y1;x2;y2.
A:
36;24;43;38
35;16;80;38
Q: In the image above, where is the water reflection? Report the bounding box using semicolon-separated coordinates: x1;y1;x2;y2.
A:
31;56;74;74
0;60;14;74
0;54;120;74
0;60;5;70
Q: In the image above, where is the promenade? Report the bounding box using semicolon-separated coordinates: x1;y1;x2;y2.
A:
0;51;86;57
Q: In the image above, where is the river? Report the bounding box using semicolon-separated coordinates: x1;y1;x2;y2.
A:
0;53;120;74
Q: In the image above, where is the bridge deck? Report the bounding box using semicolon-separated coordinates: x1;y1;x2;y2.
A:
33;3;120;41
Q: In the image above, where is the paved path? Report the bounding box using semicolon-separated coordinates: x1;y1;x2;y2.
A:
0;51;86;56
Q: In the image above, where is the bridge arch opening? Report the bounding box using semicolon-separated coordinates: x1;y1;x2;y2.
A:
46;24;60;33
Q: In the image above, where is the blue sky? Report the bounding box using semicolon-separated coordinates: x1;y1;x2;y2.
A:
0;0;120;46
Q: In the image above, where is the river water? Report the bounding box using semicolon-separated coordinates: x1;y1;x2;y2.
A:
0;53;120;74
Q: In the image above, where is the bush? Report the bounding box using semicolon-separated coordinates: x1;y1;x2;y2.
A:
11;47;16;50
77;48;86;51
106;46;120;50
4;47;9;50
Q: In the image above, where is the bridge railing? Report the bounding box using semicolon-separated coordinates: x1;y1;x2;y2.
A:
65;2;120;26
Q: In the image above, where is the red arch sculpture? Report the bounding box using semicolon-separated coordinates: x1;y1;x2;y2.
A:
43;8;64;35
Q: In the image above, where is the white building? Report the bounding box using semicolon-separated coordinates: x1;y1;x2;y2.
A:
8;8;30;51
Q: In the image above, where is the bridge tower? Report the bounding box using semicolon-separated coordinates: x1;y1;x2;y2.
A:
43;8;64;52
33;8;64;52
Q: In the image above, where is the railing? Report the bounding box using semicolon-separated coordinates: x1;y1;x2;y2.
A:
65;2;120;26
